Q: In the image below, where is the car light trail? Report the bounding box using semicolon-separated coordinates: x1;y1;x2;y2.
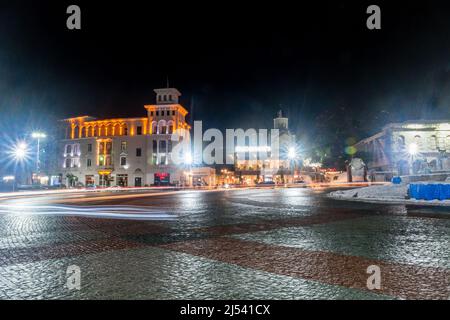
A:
0;204;177;221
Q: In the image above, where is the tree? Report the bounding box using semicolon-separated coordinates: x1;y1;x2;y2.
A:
66;173;78;188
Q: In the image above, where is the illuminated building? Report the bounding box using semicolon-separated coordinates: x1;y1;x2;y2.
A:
55;88;191;187
354;120;450;179
234;110;296;184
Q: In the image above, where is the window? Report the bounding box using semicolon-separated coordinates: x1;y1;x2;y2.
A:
99;142;105;154
106;142;112;155
73;158;80;168
156;111;159;116
168;140;173;153
414;135;422;150
164;95;167;101
161;111;165;116
150;111;154;116
120;156;127;166
123;126;128;136
73;143;81;156
136;148;142;157
65;158;71;168
172;110;175;116
169;95;172;101
137;126;142;135
87;159;92;167
429;136;438;150
87;144;92;153
121;141;127;152
153;140;157;153
160;141;167;153
66;144;72;155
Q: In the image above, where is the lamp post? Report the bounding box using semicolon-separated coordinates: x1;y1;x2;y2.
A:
32;132;46;175
11;142;29;192
184;152;193;187
408;143;418;175
288;146;297;183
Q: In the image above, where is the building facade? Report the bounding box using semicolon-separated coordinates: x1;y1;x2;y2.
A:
54;88;193;187
354;120;450;177
234;110;296;184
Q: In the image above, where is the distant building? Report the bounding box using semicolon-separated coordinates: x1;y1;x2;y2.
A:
354;120;450;178
234;110;296;184
53;88;196;187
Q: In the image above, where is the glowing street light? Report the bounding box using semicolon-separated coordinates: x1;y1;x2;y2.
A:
184;152;193;165
9;142;29;192
408;143;418;156
31;132;47;139
13;142;28;161
288;147;297;160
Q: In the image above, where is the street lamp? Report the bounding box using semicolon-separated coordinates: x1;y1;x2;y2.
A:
183;152;193;187
288;147;297;160
184;152;193;165
32;132;46;174
408;143;418;175
13;142;28;161
10;142;29;192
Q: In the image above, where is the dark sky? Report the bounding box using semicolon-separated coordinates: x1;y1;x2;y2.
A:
1;0;450;140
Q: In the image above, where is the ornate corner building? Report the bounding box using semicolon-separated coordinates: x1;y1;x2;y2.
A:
54;88;191;187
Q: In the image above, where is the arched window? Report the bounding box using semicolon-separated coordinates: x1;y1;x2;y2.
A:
151;122;158;134
81;127;86;138
73;126;79;139
158;120;167;135
93;126;98;137
429;135;438;150
414;135;422;150
167;121;174;134
105;124;113;136
113;123;120;136
397;135;405;148
122;124;128;136
85;127;91;137
98;126;104;137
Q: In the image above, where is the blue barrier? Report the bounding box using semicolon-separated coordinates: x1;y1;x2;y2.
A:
409;184;450;201
392;177;402;185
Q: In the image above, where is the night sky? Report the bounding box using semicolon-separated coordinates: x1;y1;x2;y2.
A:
1;1;450;165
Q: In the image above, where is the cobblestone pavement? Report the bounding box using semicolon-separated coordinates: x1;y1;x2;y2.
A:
0;188;449;299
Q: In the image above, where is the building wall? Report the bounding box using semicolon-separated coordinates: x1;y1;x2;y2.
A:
355;121;450;175
54;88;191;187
